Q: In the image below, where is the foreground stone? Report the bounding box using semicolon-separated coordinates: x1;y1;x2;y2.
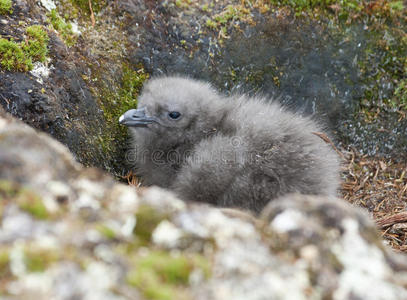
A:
0;110;406;300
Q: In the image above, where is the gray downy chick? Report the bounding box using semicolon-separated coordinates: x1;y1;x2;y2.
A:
119;76;340;213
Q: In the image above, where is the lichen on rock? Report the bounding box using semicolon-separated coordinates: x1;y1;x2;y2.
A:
1;111;407;299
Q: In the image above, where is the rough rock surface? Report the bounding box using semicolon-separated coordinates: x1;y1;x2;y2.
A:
0;0;136;176
1;110;407;300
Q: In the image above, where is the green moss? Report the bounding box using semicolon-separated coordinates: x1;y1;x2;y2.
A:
134;205;168;242
97;64;148;162
47;9;77;47
96;224;116;239
0;180;48;220
205;4;252;33
121;65;148;106
201;4;209;12
0;0;12;15
205;19;217;29
0;249;10;278
269;0;361;13
100;65;148;125
22;25;49;63
71;0;106;14
24;248;59;272
127;251;210;300
214;5;249;25
17;190;49;220
0;25;49;72
0;179;19;198
143;253;190;284
175;0;190;9
0;38;32;71
356;21;407;118
394;79;407;109
24;252;46;272
389;1;404;11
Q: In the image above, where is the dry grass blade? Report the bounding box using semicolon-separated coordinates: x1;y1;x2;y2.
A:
312;131;346;160
88;0;95;27
122;170;142;187
376;211;407;229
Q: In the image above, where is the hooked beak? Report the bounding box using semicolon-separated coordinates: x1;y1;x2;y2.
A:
119;107;158;127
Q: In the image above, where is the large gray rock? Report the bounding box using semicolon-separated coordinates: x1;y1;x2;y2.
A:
0;110;406;300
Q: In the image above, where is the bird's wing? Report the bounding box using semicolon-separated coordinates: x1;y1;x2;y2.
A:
170;134;281;212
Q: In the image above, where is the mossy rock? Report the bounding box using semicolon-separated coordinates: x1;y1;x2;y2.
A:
70;0;107;14
127;250;210;300
0;38;32;71
0;248;10;278
133;205;169;243
24;246;59;272
47;9;77;47
0;0;12;15
0;179;49;220
22;25;49;63
0;25;49;72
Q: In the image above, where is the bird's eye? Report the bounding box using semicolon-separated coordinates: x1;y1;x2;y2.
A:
168;111;181;119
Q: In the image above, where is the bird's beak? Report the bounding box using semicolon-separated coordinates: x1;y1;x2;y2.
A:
119;108;157;127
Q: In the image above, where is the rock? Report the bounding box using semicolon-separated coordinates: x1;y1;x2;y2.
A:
0;110;406;300
261;194;407;300
0;0;135;176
